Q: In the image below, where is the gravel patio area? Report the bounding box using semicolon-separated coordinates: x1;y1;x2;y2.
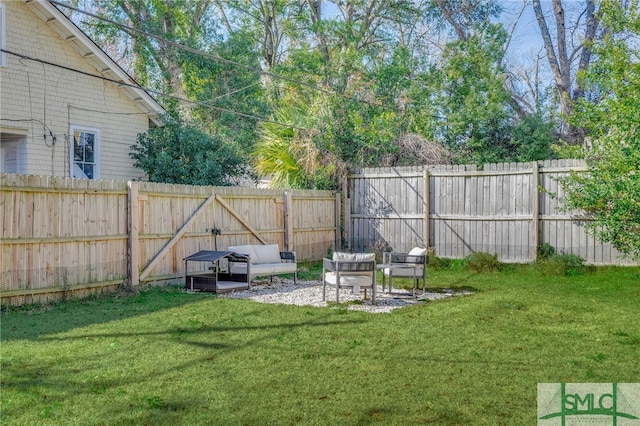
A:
217;278;472;314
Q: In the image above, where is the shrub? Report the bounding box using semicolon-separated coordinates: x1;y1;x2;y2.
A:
464;252;501;273
537;243;556;260
130;115;247;186
428;256;453;271
537;253;591;276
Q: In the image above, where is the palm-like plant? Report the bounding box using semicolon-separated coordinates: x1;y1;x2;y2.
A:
253;106;338;189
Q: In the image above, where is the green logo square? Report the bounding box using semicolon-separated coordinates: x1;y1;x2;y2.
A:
538;383;640;425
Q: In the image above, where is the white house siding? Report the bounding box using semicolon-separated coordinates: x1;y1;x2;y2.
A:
0;2;151;180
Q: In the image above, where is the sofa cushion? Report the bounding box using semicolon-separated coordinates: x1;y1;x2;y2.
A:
249;263;277;275
271;263;296;274
253;244;282;264
230;262;296;277
228;245;257;263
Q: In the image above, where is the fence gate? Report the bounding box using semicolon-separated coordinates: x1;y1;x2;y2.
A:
129;182;340;285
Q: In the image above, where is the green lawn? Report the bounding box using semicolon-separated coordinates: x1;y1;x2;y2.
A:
1;265;639;425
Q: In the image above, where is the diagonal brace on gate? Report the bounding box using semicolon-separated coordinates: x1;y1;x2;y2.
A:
213;195;267;245
139;193;217;281
138;194;268;282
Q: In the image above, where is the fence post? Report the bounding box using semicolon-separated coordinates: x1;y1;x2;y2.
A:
335;191;341;251
283;191;293;252
424;169;431;250
532;161;540;261
127;181;140;288
342;176;350;250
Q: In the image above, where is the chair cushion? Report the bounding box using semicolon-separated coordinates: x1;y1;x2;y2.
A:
324;272;374;288
383;265;424;277
329;252;375;276
407;247;427;263
332;252;375;262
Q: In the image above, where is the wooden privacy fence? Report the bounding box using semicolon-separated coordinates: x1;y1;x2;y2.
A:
347;159;637;266
1;174;338;306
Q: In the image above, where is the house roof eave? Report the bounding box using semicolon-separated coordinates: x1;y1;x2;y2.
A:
25;0;165;125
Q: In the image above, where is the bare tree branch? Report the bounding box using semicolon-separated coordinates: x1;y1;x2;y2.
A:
434;0;468;41
213;0;234;34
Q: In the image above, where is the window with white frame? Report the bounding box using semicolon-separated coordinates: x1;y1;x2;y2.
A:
0;3;6;67
1;137;20;173
70;126;100;179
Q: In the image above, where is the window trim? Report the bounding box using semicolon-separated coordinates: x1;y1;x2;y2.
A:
69;125;100;179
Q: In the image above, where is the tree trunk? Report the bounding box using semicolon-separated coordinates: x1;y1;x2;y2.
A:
307;0;331;65
533;0;600;145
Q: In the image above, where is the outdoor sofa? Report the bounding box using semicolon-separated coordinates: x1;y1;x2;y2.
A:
227;244;297;283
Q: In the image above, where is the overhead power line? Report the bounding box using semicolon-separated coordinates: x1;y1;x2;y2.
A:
1;49;307;130
49;0;394;111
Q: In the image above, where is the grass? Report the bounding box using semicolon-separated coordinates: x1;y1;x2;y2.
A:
1;264;639;425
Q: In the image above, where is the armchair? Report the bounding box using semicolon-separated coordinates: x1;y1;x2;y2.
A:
382;247;428;294
322;252;377;303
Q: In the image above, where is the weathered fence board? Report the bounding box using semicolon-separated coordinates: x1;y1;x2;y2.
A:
348;160;637;265
1;175;338;305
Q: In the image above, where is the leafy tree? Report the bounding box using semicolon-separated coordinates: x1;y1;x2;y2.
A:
130;117;247;186
254;2;428;178
181;31;267;159
76;1;263;175
80;0;218;118
428;23;516;164
73;0;580;187
510;114;556;162
558;0;640;258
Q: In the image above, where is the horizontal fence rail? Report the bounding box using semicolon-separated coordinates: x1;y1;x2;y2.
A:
1;174;338;306
348;160;637;266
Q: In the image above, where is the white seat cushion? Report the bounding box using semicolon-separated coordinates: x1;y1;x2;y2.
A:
324;272;374;288
249;264;277;275
383;265;424;277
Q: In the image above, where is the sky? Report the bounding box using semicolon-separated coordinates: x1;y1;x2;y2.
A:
504;1;545;52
